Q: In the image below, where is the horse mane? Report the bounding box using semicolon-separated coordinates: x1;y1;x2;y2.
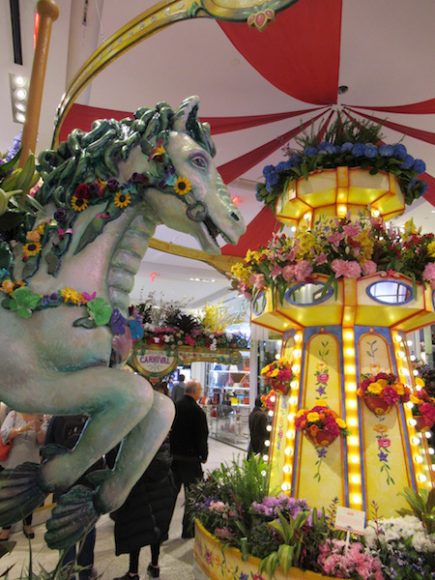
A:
36;99;215;208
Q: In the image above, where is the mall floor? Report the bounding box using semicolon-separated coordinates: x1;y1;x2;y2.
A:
1;439;243;579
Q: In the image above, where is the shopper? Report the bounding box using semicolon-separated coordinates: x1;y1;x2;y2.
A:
45;415;102;580
0;411;45;540
113;383;176;580
247;397;268;457
171;374;186;403
170;380;208;539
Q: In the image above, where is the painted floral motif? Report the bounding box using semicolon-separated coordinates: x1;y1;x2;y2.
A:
373;420;394;485
314;340;330;399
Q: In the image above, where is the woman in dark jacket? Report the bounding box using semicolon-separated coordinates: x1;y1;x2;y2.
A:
114;384;176;580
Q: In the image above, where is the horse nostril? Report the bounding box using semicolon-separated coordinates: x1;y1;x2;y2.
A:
230;212;240;222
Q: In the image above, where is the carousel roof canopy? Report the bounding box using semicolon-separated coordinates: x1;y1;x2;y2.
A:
1;0;434;304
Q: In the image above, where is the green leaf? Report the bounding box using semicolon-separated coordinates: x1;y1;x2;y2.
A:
277;544;294;573
0;241;13;269
15;154;36;194
9;286;41;318
0;149;21;178
72;316;97;329
86;297;112;326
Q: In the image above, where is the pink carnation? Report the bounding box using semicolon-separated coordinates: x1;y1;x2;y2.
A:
382;386;400;405
423;262;435;287
362;260;377;276
331;259;362;279
282;265;295;282
294;260;313;281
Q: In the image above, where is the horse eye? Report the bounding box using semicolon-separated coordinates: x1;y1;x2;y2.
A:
191;155;208;170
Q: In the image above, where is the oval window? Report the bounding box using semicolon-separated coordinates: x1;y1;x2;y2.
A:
253;292;266;315
285;283;333;306
367;281;413;305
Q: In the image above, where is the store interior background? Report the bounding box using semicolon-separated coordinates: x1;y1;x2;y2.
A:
1;0;434;453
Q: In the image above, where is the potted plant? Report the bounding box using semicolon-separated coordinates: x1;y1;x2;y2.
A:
357;372;410;416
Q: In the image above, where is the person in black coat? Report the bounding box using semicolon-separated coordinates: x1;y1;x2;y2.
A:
247;397;268;457
113;385;176;580
170;380;208;539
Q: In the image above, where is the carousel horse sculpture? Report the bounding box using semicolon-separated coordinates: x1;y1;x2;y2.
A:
0;96;245;549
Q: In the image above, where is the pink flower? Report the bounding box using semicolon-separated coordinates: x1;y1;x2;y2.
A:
270;265;282;279
282;265;295;282
362;260;377;276
184;335;195;346
382;386;399;405
378;437;391;448
423;263;435;285
331;259;362;279
294;260;313;281
317;373;329;384
327;231;345;247
81;291;97;303
209;501;226;513
314;252;328;265
343;223;361;238
251;274;265;290
214;527;234;540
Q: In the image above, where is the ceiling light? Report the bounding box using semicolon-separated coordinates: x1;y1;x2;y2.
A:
15;102;26;112
13;75;26;88
15;112;26;123
14;88;27;100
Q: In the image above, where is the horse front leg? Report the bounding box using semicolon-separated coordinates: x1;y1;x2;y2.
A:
45;390;174;550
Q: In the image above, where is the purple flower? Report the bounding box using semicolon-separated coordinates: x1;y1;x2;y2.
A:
54;208;67;223
41;292;61;307
317;447;328;458
110;308;127;335
4;133;22;162
131;172;149;185
107;178;120;192
317;386;326;396
378;450;388;462
239;574;249;580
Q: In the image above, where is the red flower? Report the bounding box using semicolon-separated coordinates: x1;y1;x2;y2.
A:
378;437;391;448
382;386;400;405
74;183;90;199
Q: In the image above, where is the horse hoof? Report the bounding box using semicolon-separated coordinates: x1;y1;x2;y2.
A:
45;485;99;550
0;463;49;527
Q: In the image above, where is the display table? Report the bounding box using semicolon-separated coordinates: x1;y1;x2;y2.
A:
194;520;333;580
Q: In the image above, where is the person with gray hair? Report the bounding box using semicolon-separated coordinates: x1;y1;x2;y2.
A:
170;380;208;538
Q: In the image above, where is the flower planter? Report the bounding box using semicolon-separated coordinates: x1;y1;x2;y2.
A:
194;520;334;580
305;429;338;447
414;415;434;432
363;396;394;416
266;380;290;396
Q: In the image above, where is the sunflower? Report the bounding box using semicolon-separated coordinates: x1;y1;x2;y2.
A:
23;241;42;257
71;195;89;212
60;287;84;305
174;177;192;195
1;279;14;294
114;191;132;209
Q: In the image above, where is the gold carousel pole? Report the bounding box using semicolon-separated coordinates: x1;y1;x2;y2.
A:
19;0;59;166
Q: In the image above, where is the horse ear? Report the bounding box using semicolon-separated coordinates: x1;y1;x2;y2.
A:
173;96;200;131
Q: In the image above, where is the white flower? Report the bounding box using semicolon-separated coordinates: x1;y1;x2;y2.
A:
366;516;434;553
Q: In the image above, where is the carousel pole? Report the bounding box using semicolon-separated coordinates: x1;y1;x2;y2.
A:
19;0;59;166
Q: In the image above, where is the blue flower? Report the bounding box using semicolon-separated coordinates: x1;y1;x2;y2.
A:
340;142;353;152
265;171;280;192
263;165;275;176
379;144;394;157
320;143;337;154
276;161;289;172
317;447;328;458
378;450;388;462
41;292;61;307
352;143;366;157
400;154;415;170
393;143;408;160
412;159;426;174
364;145;378;158
304;146;318;156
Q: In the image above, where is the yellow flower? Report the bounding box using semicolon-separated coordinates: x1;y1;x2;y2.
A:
1;279;14;294
22;241;42;257
367;382;383;395
36;223;46;234
270;369;279;378
174;177;192;195
307;412;320;423
114;191;132;209
377;379;388;388
261;364;271;375
26;230;41;243
355;230;374;261
71;195;89;212
427;241;435;258
394;383;405;395
415;377;425;388
373;423;388;434
60;287;84;305
314;400;328;407
336;418;347;429
410;395;423;405
296;409;306;418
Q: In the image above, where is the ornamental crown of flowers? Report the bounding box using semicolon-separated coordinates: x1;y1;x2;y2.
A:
358;372;410;406
256;116;427;208
260;358;294;396
230;216;435;301
295;401;348;441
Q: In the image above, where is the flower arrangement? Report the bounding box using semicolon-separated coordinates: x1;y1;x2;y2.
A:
295;401;348;447
358;372;410;416
190;458;434;579
260;358;294;395
230;217;435;302
256;117;427;208
410;380;435;431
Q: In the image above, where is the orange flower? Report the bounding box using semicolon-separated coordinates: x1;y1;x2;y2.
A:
1;279;14;294
309;425;319;436
373;423;388;434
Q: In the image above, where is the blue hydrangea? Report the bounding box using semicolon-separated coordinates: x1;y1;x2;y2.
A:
276;161;289;172
263;164;275;176
364;144;378;158
412;159;426;174
400;154;415;170
340;142;354;152
379;144;394;157
393;143;408;160
320;143;337;154
352;143;366;156
265;170;280;192
304;146;318;156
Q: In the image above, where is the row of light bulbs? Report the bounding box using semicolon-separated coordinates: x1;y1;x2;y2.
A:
9;73;29;124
